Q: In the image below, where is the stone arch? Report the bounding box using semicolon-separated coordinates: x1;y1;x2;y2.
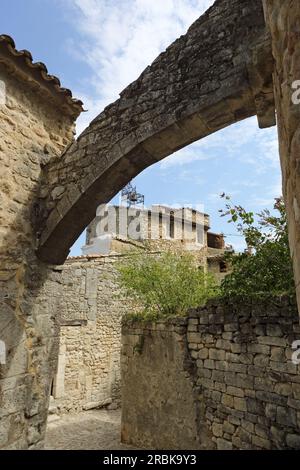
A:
37;0;275;265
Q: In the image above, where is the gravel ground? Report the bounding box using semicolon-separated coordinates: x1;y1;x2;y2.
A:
45;409;136;450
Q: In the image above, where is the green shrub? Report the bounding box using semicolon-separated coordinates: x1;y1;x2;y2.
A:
117;250;218;320
219;195;295;298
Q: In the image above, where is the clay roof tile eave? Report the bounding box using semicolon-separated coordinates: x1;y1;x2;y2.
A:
0;34;84;119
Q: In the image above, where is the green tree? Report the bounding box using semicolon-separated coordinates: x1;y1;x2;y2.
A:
117;250;218;320
219;195;295;298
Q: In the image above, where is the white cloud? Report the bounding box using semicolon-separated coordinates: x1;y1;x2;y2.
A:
60;0;214;134
160;146;213;169
159;116;280;172
61;0;280;182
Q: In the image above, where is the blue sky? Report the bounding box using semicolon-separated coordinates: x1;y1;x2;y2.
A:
1;0;281;255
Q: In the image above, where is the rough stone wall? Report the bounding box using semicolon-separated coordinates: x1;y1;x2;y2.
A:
0;63;76;448
121;319;212;450
121;297;300;450
37;0;274;265
263;1;300;324
49;256;132;414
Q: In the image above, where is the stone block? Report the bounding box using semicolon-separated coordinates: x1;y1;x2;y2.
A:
187;333;201;343
241;419;254;433
223;421;235;435
287;398;300;410
256;391;287;406
276;406;297;427
226;363;247;373
234;397;247;412
286;434;300;449
209;348;225;361
227;386;245;398
212;370;224;382
222;332;233;341
204;359;215;370
258;336;287;347
212;423;223;438
198;348;208;359
253;354;269;367
211;390;222;403
228;416;241;426
231;343;245;354
214;382;226;393
216;438;232;450
216;339;231;351
292;383;300;400
274;383;292;397
254;377;274;392
225;352;240;363
215;361;228;371
247;343;270;354
255;424;269;439
248;365;264;377
270;426;285;448
270;347;285;362
252;435;271;449
266;325;283;337
237;427;252;445
247;397;265;415
224;323;239;332
221;394;234;408
265;403;277;421
236;373;254;389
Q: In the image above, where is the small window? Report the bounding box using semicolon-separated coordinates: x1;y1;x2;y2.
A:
170;212;175;239
219;261;227;273
50;378;54;397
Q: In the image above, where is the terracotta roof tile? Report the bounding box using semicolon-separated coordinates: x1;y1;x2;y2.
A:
0;34;84;118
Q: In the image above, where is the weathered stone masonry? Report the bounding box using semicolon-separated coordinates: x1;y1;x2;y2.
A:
49;255;130;414
1;0;300;450
122;298;300;450
0;35;82;449
263;1;300;319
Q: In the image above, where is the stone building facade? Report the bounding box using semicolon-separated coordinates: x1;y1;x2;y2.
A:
0;35;82;449
84;205;210;253
83;204;230;279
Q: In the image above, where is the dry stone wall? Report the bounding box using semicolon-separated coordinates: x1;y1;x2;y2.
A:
122;297;300;450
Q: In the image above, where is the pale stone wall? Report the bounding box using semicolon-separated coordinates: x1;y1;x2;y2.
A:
0;58;77;448
121;318;212;450
122;297;300;450
49;256;132;414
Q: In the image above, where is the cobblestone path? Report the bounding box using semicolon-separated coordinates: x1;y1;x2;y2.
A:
45;409;136;450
